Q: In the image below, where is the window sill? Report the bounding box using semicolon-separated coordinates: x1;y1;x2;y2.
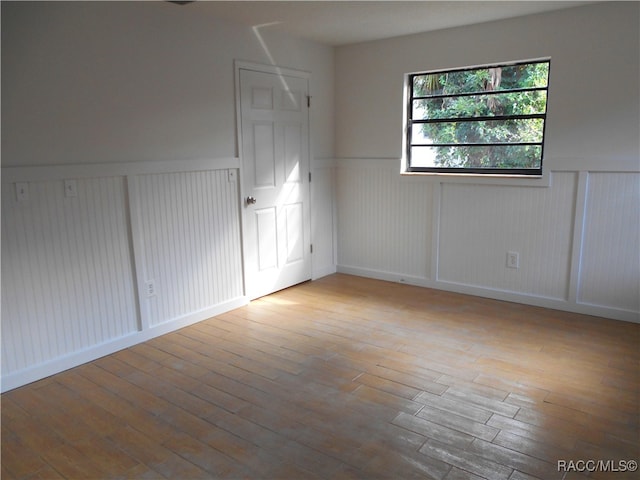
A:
400;168;551;187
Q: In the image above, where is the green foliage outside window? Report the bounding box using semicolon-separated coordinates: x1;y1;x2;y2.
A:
408;61;550;172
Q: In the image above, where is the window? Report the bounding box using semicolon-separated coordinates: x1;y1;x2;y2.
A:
405;59;550;175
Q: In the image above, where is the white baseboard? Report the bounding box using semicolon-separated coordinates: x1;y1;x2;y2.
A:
140;297;248;340
1;296;249;393
312;264;337;280
337;265;430;287
337;265;639;324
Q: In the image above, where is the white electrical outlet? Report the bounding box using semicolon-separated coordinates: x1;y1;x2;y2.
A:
64;179;78;197
15;182;29;202
507;251;520;269
146;280;156;297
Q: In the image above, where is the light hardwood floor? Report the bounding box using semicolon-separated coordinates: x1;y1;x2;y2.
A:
2;274;639;479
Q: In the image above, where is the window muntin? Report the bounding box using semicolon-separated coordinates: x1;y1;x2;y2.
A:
406;60;550;175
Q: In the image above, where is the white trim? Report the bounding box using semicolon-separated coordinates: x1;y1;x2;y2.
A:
567;171;589;303
336;157;553;187
234;62;249;297
1;157;240;183
126;176;151;332
433;279;639;324
337;265;429;288
341;156;640;182
1;296;248;393
355;154;640;177
234;60;311;81
337;265;639;324
430;182;441;282
1;332;143;393
141;296;248;339
400;169;552;187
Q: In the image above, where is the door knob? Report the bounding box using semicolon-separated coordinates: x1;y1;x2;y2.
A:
246;196;257;205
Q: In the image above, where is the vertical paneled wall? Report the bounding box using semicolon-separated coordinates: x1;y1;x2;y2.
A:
311;159;337;279
336;160;432;283
578;173;640;312
1;177;138;375
335;161;640;323
1;162;246;391
438;172;576;300
331;3;638;322
131;171;243;327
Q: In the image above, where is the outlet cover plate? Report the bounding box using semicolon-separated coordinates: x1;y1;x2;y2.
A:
507;251;520;269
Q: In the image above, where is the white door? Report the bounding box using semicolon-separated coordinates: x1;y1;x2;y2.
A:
239;67;312;299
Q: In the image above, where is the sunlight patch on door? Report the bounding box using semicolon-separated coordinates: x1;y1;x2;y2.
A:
284;124;302;183
281;90;302;111
284;203;304;264
253;122;276;188
255;207;278;271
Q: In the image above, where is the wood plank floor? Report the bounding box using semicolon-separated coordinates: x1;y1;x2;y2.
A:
2;274;639;480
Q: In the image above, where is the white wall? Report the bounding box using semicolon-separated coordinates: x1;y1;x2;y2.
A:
333;2;640;322
1;1;335;165
1;1;336;391
335;2;639;170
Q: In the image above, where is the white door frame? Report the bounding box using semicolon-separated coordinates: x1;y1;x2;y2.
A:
234;60;312;299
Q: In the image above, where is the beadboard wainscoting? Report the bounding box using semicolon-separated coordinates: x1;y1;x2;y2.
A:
2;156;636;390
578;173;640;313
310;158;338;280
334;158;639;323
129;171;244;329
336;160;432;285
1;159;248;392
2;157;338;391
2;176;139;376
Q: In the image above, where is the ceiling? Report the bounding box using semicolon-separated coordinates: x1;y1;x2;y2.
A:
175;1;595;46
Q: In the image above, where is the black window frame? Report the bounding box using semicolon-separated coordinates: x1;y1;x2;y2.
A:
405;59;550;176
